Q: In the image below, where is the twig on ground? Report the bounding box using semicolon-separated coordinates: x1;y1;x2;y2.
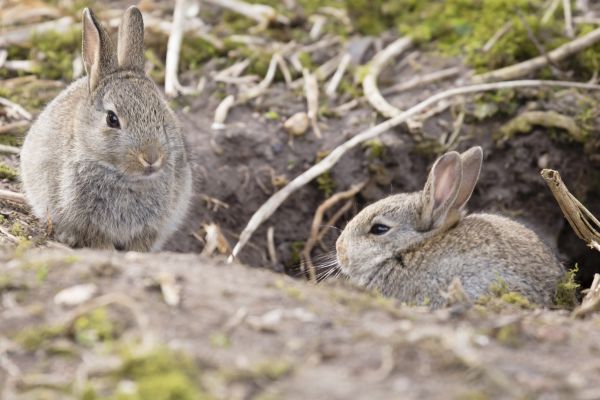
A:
0;16;73;47
205;0;289;28
237;53;279;102
303;68;321;139
267;226;277;267
0;189;26;204
0;97;32;121
517;11;565;77
0;226;19;243
542;0;561;24
541;169;600;251
483;21;513;52
0;120;30;134
563;0;575;38
573;273;600;318
574;16;600;25
212;95;235;130
0;144;20;155
326;52;351;98
363;37;413;118
301;181;367;282
316;199;353;245
229;80;600;260
309;15;327;40
200;223;230;257
275;53;292;86
498;111;584;143
473;27;600;83
382;67;461;96
165;0;190;97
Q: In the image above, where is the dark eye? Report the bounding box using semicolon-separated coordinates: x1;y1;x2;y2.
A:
369;223;390;235
106;111;120;129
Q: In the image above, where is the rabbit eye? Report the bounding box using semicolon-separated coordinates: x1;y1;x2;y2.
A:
106;111;120;129
369;223;390;235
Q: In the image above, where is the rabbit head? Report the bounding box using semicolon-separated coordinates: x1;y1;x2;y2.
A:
75;7;180;180
336;147;483;287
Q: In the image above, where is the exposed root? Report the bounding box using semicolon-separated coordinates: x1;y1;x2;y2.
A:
0;144;20;155
483;21;513;53
563;0;575;38
303;68;321;139
230;80;600;260
473;27;600;83
165;0;196;97
572;273;600;318
362;37;413;118
301;181;367;282
267;226;277;267
237;53;279;102
0;189;26;204
498;110;585;144
382;67;461;96
212;95;235;130
0;97;32;121
0;16;73;47
325;52;351;98
205;0;289;28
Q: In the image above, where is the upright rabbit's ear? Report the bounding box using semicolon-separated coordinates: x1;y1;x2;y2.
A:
82;8;117;92
117;6;145;71
451;146;483;211
420;151;462;230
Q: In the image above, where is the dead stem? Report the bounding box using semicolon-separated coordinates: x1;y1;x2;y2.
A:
301;181;367;282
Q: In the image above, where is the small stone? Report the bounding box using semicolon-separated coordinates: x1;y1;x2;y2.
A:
283;112;309;136
54;283;98;306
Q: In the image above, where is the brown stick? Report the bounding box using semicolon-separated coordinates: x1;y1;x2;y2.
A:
0;189;26;204
473;27;600;83
301;181;366;282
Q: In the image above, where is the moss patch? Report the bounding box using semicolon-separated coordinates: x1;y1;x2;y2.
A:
0;163;18;181
555;265;580;308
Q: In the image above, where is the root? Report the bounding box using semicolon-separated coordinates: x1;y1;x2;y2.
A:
362;37;413;118
473;27;600;83
301;181;367;282
0;189;26;204
229;79;600;260
498;111;585;144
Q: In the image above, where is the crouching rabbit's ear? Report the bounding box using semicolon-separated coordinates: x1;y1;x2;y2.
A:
82;8;117;92
452;146;483;212
419;151;462;230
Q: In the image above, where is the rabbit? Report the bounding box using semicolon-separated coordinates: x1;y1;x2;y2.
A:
19;6;192;252
335;146;564;308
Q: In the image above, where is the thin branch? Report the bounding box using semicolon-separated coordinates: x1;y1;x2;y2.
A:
301;181;366;282
482;21;513;53
563;0;575;38
0;144;20;155
382;67;461;96
212;95;235;130
0;16;73;47
164;0;188;98
228;79;600;260
267;226;277;267
363;37;413;118
0;189;26;204
204;0;289;27
0;97;32;121
303;68;321;139
472;27;600;83
326;52;351;98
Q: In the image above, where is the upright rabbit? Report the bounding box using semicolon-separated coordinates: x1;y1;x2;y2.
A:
20;7;192;251
336;147;563;308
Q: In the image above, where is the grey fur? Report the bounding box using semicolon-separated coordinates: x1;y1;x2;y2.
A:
20;6;192;252
336;146;563;308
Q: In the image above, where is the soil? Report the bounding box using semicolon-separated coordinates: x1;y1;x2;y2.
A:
1;249;600;400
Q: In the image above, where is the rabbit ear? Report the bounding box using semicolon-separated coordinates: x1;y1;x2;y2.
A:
82;8;117;92
451;146;483;211
117;6;145;71
420;151;462;229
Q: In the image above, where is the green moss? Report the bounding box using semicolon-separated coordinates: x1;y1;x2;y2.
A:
74;308;115;345
30;29;81;80
209;332;231;348
297;51;316;71
555;265;580;308
363;139;385;160
116;348;211;400
265;110;281;120
181;36;222;72
289;241;304;266
9;222;25;237
0;163;18;181
478;276;532;309
274;279;305;300
315;151;336;198
494;323;522;347
15;324;64;351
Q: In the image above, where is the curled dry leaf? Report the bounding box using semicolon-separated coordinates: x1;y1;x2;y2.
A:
200;223;230;257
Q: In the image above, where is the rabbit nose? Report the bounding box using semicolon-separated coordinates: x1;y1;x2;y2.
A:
138;147;164;169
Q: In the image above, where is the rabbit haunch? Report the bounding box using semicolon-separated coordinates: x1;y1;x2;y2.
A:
336;146;563;308
19;7;192;251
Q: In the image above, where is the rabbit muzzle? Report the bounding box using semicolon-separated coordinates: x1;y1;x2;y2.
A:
137;145;165;175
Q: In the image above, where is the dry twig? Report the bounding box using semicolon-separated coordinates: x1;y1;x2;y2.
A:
326;53;351;98
0;144;20;155
0;16;73;47
164;0;189;97
0;97;32;121
205;0;289;28
301;181;367;282
573;274;600;318
363;37;413;118
0;189;26;204
382;67;461;96
473;27;600;83
303;68;321;139
563;0;575;38
229;80;600;260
